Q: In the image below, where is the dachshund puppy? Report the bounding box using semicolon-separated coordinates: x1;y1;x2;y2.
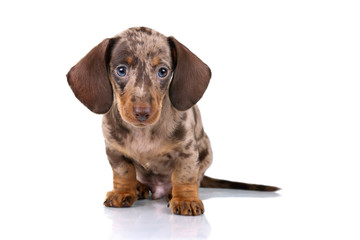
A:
67;27;279;216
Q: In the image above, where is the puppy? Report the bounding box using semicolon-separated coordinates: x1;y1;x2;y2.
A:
67;27;279;216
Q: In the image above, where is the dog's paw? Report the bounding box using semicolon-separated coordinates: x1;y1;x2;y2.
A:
136;181;150;200
104;191;137;208
169;197;204;216
166;188;173;202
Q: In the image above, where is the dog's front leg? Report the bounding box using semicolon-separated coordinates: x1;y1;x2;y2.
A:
169;156;204;216
104;149;137;208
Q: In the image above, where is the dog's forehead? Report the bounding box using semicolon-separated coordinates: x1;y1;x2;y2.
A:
114;27;171;61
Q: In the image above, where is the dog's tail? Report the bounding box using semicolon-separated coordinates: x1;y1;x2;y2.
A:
200;175;280;192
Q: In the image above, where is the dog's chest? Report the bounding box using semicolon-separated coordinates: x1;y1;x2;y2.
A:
126;129;177;166
105;124;178;170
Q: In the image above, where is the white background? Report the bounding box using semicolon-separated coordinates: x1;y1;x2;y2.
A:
1;0;359;239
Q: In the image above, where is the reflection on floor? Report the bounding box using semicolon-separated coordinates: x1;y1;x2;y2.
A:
104;188;280;239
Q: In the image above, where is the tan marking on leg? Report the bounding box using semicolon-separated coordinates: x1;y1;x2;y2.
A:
104;165;138;208
169;172;204;216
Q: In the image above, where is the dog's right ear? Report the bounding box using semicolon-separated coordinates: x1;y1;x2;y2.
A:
67;38;118;114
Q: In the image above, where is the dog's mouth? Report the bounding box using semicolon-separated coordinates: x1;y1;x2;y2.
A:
133;123;147;127
126;117;159;128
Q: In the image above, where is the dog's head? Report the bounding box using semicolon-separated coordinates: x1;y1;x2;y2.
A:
67;27;211;127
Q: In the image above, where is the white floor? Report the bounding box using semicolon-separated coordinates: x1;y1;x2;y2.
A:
1;186;358;240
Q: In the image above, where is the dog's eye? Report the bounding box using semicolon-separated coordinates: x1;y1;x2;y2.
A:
158;67;168;78
116;66;127;77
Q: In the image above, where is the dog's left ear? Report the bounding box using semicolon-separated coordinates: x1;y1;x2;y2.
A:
168;36;211;111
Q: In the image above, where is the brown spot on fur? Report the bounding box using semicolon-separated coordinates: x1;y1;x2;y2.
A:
159;77;170;90
113;122;130;140
106;107;131;145
185;140;193;150
181;113;187;121
119;81;127;91
170;123;186;142
106;148;133;168
150;128;156;140
111;69;128;91
109;126;128;145
139;27;153;35
179;152;192;159
198;149;209;163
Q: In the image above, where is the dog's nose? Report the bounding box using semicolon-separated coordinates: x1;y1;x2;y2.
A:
133;106;152;122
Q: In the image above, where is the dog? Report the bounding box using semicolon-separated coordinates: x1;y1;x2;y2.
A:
67;27;279;216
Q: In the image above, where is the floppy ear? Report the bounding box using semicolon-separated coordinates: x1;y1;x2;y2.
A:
167;36;211;111
67;38;117;114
